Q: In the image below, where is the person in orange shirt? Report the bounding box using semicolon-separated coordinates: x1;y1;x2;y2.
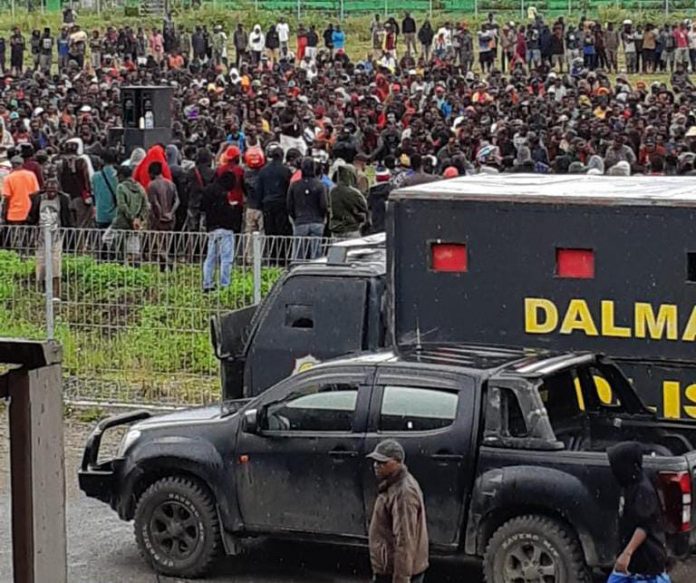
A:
2;155;40;224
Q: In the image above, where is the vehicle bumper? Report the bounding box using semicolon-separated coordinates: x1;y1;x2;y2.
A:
78;410;152;504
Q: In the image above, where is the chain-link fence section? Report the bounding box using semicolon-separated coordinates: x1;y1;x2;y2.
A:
0;224;334;407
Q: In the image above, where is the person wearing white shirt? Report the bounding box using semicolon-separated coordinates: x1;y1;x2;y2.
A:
277;17;290;57
688;25;696;72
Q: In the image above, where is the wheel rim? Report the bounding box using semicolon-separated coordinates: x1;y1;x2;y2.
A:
148;500;201;562
502;540;559;583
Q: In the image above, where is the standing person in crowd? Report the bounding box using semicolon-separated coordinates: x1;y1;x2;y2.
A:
675;21;690;70
688;22;696;74
112;164;148;266
146;161;179;271
212;24;228;67
332;24;346;57
27;176;72;298
256;145;292;238
89;29;101;70
201;171;240;292
150;26;165;64
69;24;87;69
192;26;207;61
607;443;670;583
287;157;327;260
329;162;367;238
2;156;39;225
622;21;637;74
185;147;214;232
249;25;265;66
372;18;385;60
418;19;434;62
91;149;118;231
277;17;290;57
233;23;247;67
642;24;657;74
605;22;620;72
57;27;69;70
63;3;77;25
265;24;279;65
367;439;429;583
30;29;41;71
57;139;92;228
305;25;319;62
10;27;24;76
38;27;53;73
402;12;417;56
323;23;334;51
0;36;6;74
242;143;265;261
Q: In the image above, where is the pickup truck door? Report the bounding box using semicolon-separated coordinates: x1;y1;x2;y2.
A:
364;370;478;549
245;275;369;395
235;367;374;538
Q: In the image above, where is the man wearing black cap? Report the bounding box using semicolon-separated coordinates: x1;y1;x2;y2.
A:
367;439;429;583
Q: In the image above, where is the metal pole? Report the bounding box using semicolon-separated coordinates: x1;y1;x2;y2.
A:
384;0;387;17
44;225;54;340
252;231;262;305
568;0;571;16
474;0;478;18
429;0;432;19
665;0;668;17
11;0;15;19
340;0;344;21
521;0;525;22
297;0;301;20
255;0;258;10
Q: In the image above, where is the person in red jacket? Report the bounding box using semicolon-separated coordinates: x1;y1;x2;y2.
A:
133;144;172;190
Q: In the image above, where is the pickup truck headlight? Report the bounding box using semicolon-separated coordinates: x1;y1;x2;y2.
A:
117;429;141;457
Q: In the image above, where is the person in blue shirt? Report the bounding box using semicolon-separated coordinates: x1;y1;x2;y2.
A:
225;121;246;153
91;149;119;230
331;25;345;56
57;28;70;71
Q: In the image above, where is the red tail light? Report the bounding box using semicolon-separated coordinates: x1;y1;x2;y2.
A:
658;471;692;533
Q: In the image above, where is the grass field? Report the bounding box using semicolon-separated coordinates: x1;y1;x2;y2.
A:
0;247;282;404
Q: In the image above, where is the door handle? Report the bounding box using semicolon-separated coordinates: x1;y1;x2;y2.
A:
430;453;464;462
329;449;359;458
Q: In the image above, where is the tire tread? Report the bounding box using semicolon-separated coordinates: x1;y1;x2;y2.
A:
133;475;222;578
483;514;590;583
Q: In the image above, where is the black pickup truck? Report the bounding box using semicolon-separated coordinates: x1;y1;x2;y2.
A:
80;345;696;581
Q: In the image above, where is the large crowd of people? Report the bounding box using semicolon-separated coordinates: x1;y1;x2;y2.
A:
2;9;696;290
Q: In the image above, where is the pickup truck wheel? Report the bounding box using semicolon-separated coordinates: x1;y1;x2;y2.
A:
134;476;221;578
484;515;589;583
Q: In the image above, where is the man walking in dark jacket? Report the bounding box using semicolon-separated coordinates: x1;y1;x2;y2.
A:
367;439;429;583
147;161;179;271
287;158;327;260
256;146;292;237
402;12;417;56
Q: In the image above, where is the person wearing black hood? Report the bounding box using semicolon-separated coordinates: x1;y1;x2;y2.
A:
607;442;670;583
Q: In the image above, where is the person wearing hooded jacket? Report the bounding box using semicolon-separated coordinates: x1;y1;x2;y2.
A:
287;157;327;260
329;162;368;238
607;442;670;583
249;25;265;66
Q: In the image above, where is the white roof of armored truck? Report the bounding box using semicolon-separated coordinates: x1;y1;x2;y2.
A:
394;174;696;207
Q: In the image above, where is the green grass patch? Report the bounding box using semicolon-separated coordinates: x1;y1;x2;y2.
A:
0;248;283;404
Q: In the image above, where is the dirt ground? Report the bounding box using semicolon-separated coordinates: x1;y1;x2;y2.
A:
0;408;694;583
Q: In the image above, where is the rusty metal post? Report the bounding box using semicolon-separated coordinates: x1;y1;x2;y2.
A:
0;339;66;583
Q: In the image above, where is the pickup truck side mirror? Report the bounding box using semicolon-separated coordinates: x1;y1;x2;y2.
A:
243;409;259;434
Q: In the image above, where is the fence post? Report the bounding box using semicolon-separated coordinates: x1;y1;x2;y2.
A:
474;0;478;18
429;0;433;19
252;231;262;304
568;0;571;15
665;0;668;17
297;0;301;20
43;226;55;340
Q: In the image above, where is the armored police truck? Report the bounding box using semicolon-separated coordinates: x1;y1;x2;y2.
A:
214;175;696;419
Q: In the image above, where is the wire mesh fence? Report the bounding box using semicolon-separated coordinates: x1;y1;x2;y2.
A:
0;224;334;408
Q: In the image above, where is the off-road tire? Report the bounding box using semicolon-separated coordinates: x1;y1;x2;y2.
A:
483;515;590;583
134;476;222;578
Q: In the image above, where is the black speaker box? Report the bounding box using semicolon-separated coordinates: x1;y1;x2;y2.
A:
122;128;173;155
121;86;173;129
